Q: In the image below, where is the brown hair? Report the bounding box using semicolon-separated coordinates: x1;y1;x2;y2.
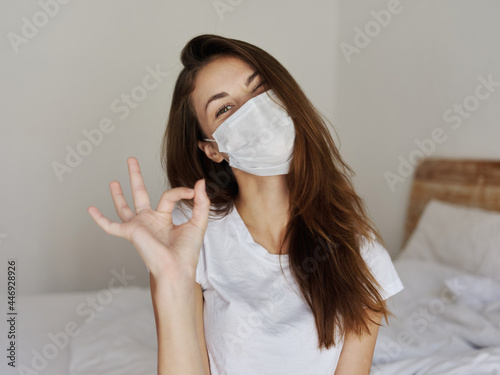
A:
161;34;390;350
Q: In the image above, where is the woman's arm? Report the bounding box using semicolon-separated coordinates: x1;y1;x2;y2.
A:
195;282;211;374
87;158;211;374
150;273;207;375
334;309;383;375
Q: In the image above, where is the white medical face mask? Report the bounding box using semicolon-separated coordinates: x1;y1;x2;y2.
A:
204;89;295;176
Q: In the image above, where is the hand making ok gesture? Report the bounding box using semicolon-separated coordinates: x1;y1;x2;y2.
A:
87;157;210;282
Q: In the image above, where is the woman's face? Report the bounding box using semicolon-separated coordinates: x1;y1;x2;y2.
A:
191;55;268;163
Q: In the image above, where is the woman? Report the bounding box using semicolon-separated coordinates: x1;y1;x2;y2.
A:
88;34;403;374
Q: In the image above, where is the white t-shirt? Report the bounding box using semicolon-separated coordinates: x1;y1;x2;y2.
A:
172;204;404;375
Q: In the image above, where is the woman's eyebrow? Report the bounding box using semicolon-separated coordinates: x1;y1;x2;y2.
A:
245;71;258;87
204;71;258;114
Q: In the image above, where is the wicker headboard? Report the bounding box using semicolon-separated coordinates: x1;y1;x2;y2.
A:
402;157;500;248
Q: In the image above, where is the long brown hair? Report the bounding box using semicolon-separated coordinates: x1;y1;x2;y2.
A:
161;34;390;350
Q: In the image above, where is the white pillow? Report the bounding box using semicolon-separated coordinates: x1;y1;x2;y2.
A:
398;199;500;282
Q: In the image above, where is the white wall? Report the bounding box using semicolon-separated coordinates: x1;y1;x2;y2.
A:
0;0;498;294
0;0;337;294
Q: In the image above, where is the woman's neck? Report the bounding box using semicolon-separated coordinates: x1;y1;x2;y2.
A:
233;170;290;253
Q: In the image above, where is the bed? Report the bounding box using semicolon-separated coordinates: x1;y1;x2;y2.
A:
0;284;156;375
5;157;500;374
371;157;500;374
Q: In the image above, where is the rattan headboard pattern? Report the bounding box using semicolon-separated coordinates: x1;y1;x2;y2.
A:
402;157;500;249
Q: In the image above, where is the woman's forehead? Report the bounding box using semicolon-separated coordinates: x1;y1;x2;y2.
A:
193;56;253;95
190;56;255;120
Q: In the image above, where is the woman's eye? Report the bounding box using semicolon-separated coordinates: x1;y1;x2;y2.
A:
215;81;266;119
252;81;265;93
216;105;232;118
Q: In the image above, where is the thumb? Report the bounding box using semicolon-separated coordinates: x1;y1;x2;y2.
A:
189;179;210;232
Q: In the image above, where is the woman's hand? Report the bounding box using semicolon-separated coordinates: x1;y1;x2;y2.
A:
87;157;210;282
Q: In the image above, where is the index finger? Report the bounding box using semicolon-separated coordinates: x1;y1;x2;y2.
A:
156;186;195;214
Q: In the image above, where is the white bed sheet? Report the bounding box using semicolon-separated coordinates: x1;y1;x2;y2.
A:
69;286;157;375
372;258;500;374
58;260;500;375
1;289;98;375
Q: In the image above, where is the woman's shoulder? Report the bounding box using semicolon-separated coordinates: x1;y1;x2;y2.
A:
359;234;392;265
358;233;404;300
